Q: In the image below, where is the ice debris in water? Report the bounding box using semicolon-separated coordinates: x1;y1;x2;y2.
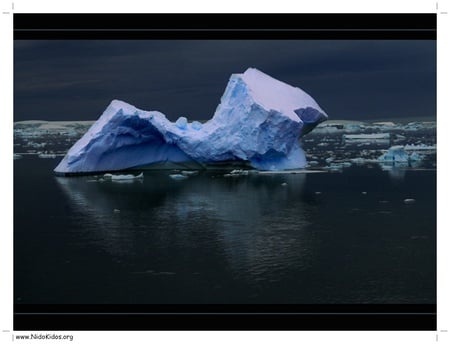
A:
169;174;188;180
104;172;144;181
378;146;424;164
181;170;199;176
38;153;57;159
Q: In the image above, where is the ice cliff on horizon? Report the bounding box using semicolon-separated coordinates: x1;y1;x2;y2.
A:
54;68;328;174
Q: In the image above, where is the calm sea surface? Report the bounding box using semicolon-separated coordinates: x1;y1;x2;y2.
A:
14;157;436;304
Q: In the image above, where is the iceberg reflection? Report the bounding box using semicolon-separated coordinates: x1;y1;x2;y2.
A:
55;171;316;285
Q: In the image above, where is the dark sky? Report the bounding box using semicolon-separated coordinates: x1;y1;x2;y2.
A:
14;40;436;122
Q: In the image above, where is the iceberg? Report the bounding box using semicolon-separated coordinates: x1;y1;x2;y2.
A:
378;145;424;164
54;68;328;174
379;145;410;163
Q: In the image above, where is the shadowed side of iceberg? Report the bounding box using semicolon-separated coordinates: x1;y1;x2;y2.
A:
54;107;199;173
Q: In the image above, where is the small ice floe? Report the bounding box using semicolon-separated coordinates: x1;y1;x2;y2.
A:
224;169;249;177
404;198;416;205
315;191;322;195
13;153;22;160
169;174;188;180
343;133;390;145
324;161;352;172
104;172;144;181
230;169;249;175
257;170;326;175
38;153;57;158
361;191;367;195
325;164;344;172
181;170;199;176
350;158;365;165
281;182;288;186
113;209;121;213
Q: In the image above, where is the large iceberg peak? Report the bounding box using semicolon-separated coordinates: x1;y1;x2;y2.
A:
54;68;328;174
240;67;325;122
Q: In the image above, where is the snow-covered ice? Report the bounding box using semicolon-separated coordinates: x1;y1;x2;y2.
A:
54;68;328;174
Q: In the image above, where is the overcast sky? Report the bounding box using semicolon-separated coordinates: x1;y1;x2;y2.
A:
14;40;436;122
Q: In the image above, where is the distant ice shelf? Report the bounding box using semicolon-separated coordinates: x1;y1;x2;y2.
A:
54;68;328;174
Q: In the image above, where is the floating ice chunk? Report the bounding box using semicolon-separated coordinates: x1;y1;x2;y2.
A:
181;170;199;176
103;172;143;181
281;182;288;186
113;209;121;213
169;174;188;180
350;157;365;165
38;153;57;158
404;198;416;204
13;153;22;160
111;172;143;181
409;152;422;161
343;133;390;146
404;144;436;151
325;162;351;171
230;169;249;175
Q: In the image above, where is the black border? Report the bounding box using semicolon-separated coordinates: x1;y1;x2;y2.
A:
14;304;436;331
13;13;437;331
14;13;436;39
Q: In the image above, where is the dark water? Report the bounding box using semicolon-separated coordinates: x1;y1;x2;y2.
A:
14;157;436;304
